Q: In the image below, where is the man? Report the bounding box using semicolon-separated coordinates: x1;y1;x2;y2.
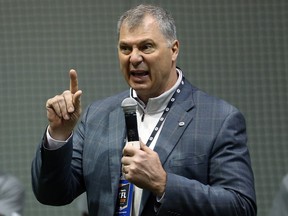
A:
31;4;257;216
0;172;25;216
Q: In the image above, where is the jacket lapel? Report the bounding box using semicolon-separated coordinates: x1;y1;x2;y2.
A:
108;107;126;207
154;99;195;165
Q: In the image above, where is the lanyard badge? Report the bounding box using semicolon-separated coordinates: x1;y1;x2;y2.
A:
114;173;134;216
115;142;140;216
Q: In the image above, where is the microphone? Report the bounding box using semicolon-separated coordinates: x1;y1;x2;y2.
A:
115;98;139;215
121;98;140;149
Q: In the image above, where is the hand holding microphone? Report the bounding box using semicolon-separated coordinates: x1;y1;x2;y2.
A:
121;98;167;196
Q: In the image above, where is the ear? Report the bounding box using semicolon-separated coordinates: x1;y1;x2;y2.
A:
171;40;179;61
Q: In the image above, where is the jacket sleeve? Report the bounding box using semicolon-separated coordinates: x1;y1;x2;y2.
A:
31;130;85;206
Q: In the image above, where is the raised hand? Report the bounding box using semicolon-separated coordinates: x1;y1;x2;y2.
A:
46;69;82;140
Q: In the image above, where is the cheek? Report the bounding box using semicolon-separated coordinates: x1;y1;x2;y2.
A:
118;57;128;71
151;55;169;70
119;55;129;67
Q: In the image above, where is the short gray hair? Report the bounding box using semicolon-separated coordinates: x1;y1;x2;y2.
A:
117;4;177;46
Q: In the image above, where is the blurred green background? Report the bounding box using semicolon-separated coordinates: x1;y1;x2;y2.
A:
0;1;287;215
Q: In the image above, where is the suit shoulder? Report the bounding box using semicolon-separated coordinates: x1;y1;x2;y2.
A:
192;87;241;116
84;90;129;115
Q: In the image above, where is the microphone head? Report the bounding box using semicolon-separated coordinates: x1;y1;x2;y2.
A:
121;98;137;113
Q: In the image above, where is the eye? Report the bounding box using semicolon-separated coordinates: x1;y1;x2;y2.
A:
141;43;154;54
119;44;132;55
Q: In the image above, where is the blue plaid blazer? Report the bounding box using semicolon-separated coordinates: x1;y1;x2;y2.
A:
32;78;256;216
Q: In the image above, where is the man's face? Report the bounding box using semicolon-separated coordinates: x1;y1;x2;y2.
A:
118;15;179;103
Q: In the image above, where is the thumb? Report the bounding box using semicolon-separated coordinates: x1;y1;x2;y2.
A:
73;90;82;110
140;142;152;153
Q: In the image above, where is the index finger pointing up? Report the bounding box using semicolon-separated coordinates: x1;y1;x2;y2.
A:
69;69;79;94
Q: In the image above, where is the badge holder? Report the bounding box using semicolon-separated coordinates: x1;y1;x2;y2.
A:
114;173;134;216
114;141;139;216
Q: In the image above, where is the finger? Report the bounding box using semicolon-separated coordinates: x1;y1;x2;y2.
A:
46;97;63;118
69;69;79;94
122;165;128;174
122;165;125;173
58;96;71;120
62;90;74;114
140;142;151;152
73;90;82;111
123;144;136;156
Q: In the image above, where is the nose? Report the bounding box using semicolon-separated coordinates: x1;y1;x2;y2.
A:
129;49;143;67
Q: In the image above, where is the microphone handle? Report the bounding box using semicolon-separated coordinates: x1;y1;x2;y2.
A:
124;112;140;149
126;140;140;149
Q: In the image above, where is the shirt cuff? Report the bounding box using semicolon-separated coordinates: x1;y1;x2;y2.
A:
45;126;72;150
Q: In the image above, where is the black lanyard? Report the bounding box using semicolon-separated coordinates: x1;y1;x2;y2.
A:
133;77;185;148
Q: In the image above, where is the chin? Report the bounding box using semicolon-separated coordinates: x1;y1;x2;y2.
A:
131;83;149;91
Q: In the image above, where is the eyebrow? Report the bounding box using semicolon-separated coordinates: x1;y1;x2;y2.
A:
118;39;155;46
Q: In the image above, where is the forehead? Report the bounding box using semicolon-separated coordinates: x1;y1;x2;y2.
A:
119;16;165;44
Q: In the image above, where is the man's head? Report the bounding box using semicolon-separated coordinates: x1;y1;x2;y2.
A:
117;4;179;103
117;4;177;46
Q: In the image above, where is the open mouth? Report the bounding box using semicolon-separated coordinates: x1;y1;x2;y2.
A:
130;71;149;77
